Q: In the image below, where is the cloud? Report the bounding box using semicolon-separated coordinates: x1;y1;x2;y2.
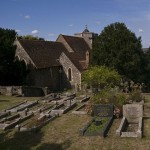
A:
68;24;73;27
138;29;143;32
25;15;31;19
31;30;39;34
15;29;21;33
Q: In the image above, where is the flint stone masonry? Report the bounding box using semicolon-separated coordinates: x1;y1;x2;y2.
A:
0;86;49;97
59;52;81;88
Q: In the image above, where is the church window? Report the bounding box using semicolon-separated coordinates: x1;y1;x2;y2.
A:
68;68;72;81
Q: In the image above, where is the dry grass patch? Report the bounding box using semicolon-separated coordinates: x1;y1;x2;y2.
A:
0;95;39;110
0;94;150;150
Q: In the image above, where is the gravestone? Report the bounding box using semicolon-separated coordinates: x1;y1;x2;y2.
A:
123;104;143;122
116;104;143;138
80;104;114;137
93;104;114;117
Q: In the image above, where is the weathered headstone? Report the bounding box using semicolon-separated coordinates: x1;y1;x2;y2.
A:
123;104;143;122
116;104;143;138
93;104;114;117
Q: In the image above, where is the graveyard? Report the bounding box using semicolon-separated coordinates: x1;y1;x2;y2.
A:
0;92;150;150
80;104;114;137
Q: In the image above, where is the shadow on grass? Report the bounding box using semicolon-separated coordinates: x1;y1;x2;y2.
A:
0;130;12;142
0;100;10;102
36;140;71;150
0;130;43;150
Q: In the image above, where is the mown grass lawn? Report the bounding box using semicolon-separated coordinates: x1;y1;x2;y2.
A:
0;94;150;150
0;95;38;110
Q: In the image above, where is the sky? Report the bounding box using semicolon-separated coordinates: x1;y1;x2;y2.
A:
1;0;150;48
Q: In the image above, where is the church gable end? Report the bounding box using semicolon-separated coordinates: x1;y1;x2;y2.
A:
57;34;74;52
59;52;81;88
15;39;36;68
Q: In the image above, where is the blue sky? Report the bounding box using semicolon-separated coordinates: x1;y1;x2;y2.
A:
1;0;150;48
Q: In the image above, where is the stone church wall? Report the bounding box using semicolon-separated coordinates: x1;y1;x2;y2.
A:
14;40;36;67
59;53;81;89
26;67;61;91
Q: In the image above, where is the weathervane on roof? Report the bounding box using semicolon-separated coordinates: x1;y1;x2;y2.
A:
85;24;88;30
83;25;89;33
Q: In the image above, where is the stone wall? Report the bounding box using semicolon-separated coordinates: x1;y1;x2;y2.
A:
0;86;13;96
26;67;61;91
59;53;81;89
74;32;98;49
0;86;49;97
15;39;61;91
14;39;36;68
22;86;46;97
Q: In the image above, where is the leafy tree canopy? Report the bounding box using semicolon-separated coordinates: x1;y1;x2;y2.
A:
91;22;145;83
82;66;121;89
18;35;45;41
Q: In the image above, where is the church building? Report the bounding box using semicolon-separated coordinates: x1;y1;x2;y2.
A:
15;27;98;91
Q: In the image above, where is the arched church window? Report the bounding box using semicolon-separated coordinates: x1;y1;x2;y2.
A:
15;55;20;61
68;68;72;81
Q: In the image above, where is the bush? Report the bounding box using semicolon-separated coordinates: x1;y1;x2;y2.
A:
128;90;143;102
91;88;127;106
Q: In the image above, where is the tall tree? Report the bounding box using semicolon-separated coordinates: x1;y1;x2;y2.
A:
18;35;45;41
0;28;27;85
91;22;145;83
142;48;150;85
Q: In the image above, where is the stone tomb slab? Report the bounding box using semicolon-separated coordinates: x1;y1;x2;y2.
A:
80;104;114;137
116;104;143;138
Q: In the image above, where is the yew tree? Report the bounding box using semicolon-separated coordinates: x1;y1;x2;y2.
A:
91;22;145;83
